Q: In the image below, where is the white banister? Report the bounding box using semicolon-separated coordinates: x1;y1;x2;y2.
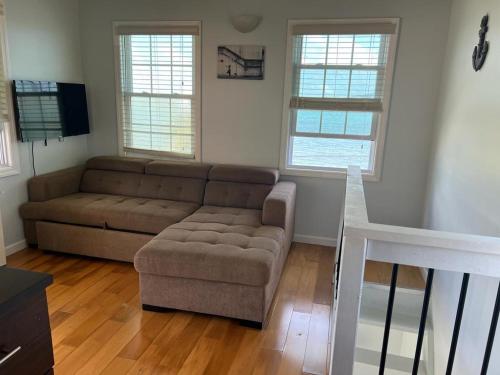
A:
329;166;500;375
330;234;366;374
341;166;500;276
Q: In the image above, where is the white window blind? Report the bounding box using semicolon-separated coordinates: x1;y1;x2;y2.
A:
284;20;398;173
0;1;11;168
116;23;200;158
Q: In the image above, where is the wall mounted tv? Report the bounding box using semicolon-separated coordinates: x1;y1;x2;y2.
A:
11;80;90;142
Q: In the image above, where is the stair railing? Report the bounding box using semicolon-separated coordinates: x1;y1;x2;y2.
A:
330;166;500;374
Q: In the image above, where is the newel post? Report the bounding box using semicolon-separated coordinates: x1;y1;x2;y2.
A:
330;233;367;375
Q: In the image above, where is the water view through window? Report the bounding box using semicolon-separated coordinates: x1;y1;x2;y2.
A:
288;32;388;172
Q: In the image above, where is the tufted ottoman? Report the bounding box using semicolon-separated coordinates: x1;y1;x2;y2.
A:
134;206;289;328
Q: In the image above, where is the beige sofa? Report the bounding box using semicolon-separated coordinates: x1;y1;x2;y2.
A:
20;156;296;327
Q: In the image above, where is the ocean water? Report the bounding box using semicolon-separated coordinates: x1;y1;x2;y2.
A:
291;110;373;170
291;137;372;170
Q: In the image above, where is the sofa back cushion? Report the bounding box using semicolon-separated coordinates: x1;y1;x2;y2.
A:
80;157;210;204
86;156;151;173
203;165;279;209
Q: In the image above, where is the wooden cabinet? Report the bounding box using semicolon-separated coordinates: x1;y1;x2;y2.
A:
0;267;53;375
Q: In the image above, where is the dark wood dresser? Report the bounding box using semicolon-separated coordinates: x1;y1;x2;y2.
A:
0;267;54;375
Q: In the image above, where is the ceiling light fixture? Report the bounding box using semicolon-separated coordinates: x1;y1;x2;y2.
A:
230;15;262;33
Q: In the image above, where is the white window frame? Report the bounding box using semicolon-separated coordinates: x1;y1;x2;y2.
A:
0;5;19;178
112;21;202;162
279;18;400;181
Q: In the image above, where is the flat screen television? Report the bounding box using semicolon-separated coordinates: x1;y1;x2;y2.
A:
11;80;90;142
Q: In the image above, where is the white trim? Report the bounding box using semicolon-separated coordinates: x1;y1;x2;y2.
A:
5;239;27;256
294;233;337;247
282;165;380;181
112;20;202;162
0;6;20;178
279;18;400;182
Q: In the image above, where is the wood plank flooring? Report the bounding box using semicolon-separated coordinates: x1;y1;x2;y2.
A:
6;243;423;375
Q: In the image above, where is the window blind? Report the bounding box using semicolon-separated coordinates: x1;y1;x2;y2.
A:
288;29;393;142
291;21;398;36
0;2;9;123
117;25;199;158
290;33;391;115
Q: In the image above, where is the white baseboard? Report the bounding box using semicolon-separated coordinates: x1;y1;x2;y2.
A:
293;234;337;247
5;239;27;256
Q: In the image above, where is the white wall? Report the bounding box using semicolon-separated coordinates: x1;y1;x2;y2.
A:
79;0;451;242
0;0;88;251
423;0;500;372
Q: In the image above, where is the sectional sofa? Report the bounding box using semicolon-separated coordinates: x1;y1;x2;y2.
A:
19;156;296;327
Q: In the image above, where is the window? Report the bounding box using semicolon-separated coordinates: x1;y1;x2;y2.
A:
114;22;201;160
280;19;399;179
0;1;18;177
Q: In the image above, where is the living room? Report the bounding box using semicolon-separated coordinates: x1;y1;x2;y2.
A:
0;0;499;374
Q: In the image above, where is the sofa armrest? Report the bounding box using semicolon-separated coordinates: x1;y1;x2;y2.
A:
262;182;296;229
28;165;85;202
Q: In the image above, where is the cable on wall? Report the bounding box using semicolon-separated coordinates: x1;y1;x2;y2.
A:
31;141;36;176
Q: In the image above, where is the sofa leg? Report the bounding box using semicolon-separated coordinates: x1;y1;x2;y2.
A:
239;319;263;330
142;304;176;313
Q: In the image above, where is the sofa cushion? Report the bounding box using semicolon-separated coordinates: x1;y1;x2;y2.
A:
203;181;273;209
20;193;199;235
81;169;207;204
86;156;151;173
146;161;211;180
134;206;285;287
209;165;279;185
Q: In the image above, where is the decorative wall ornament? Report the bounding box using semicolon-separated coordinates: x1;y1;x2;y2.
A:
473;14;489;71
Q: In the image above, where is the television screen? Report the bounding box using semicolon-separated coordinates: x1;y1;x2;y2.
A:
12;80;90;142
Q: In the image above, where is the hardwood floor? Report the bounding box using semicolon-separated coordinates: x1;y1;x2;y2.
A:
6;243;423;375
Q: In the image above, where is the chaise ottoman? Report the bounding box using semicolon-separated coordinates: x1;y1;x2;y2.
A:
134;166;296;328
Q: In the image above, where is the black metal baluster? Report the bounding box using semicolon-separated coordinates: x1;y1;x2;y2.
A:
334;224;344;300
480;280;500;375
445;273;470;375
379;264;399;375
412;268;434;375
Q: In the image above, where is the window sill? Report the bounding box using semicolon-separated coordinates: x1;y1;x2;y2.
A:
280;166;380;182
0;165;20;179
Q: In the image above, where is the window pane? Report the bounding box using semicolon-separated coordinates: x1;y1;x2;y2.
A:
152;65;172;94
132;65;151;93
346;112;373;136
350;70;378;98
299;69;325;97
172;66;193;95
172;35;193;65
296;110;321;133
324;69;350;98
291;137;372;170
352;35;382;66
322;111;346;134
131;35;151;64
152;36;172;65
295;109;374;137
327;35;354;65
302;35;328;64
